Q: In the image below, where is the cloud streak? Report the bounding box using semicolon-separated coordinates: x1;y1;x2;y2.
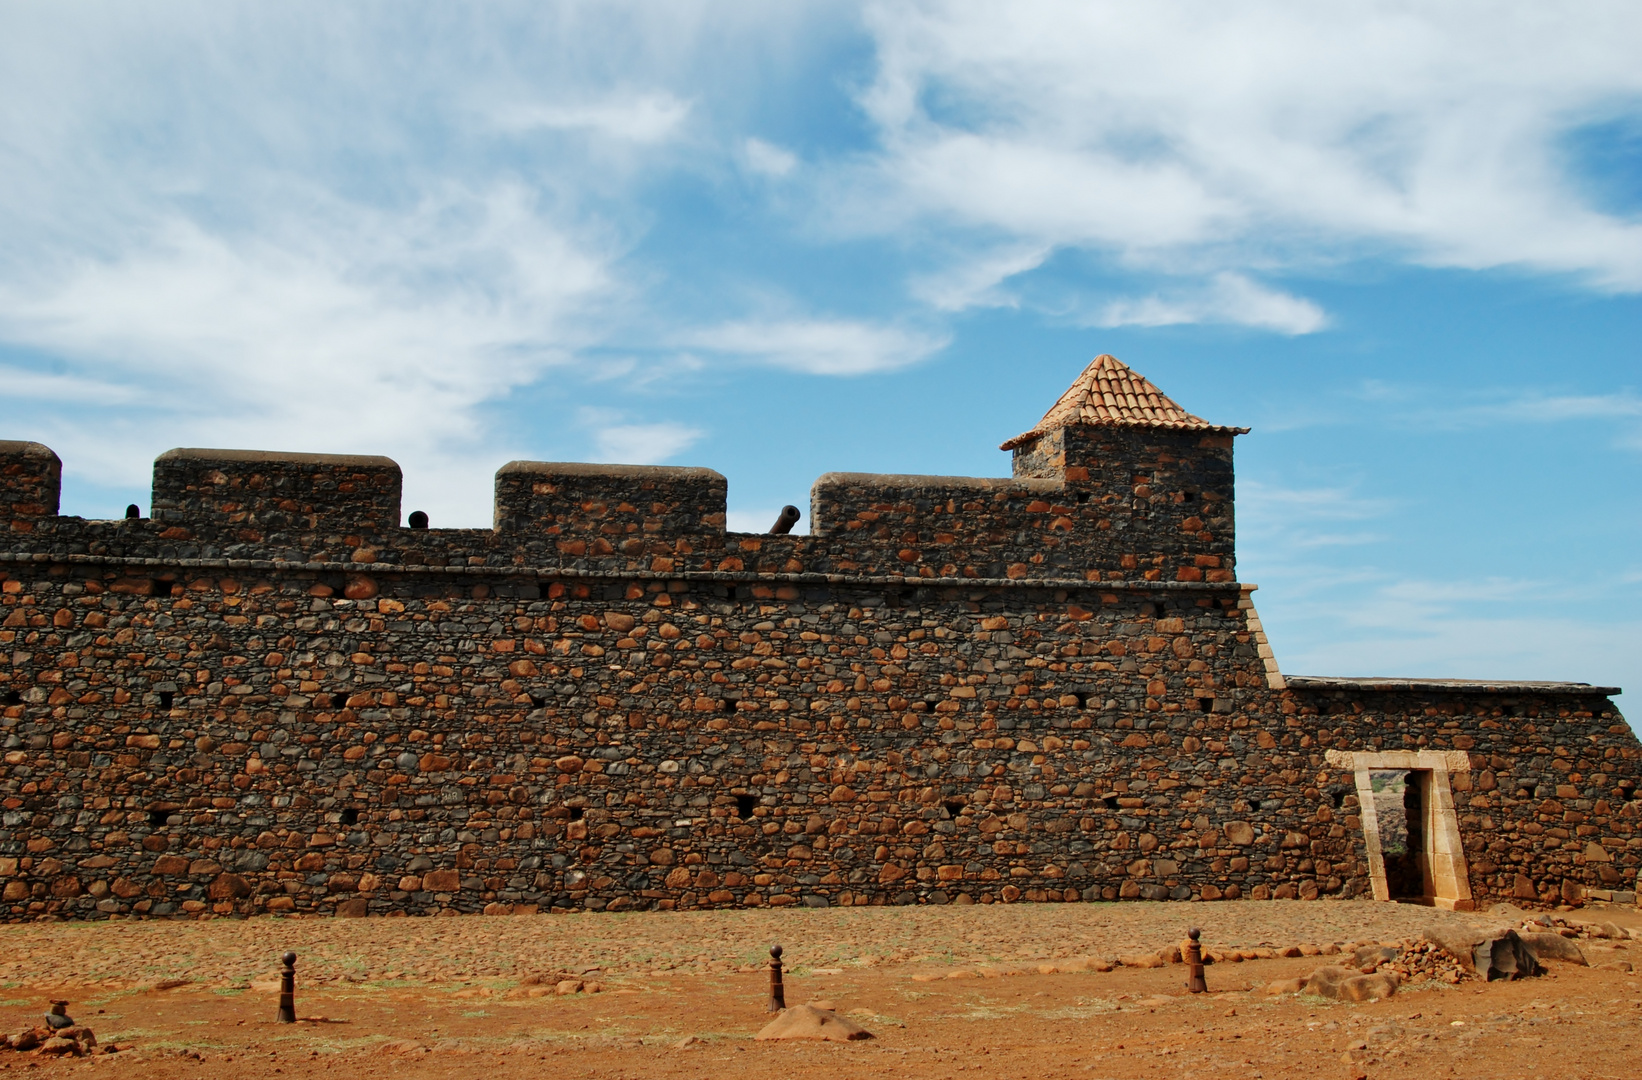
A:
687;317;949;375
847;0;1642;314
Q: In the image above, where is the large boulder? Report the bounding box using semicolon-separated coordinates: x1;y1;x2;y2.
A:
755;1004;874;1042
1473;931;1544;980
1422;926;1543;980
1303;965;1398;1002
1517;932;1588;966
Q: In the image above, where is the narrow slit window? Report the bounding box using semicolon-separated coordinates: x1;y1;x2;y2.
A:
158;690;175;710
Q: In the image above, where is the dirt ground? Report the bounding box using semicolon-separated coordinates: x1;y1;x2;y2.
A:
1;899;1638;1079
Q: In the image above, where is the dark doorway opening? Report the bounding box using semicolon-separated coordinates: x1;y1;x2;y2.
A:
1372;769;1432;902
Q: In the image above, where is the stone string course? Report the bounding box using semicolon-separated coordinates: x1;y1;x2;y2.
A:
0;380;1635;922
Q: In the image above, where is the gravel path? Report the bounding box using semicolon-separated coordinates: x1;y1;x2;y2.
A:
0;899;1504;989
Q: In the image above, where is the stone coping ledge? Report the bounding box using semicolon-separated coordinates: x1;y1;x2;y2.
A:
1286;675;1621;697
0;549;1242;593
812;472;1061;491
495;460;726;481
155;447;399;468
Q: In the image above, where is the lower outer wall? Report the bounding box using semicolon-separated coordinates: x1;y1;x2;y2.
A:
0;564;1636;919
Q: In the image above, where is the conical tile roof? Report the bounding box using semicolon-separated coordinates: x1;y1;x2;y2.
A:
1000;354;1247;450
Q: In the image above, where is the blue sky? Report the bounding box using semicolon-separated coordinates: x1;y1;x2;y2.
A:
1;2;1638;701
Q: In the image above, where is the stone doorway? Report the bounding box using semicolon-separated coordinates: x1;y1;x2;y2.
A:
1370;769;1429;900
1323;749;1474;911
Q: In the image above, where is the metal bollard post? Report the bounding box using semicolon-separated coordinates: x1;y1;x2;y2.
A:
1183;928;1207;994
277;951;297;1023
767;945;786;1012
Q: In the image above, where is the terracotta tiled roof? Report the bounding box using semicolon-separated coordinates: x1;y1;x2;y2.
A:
1000;354;1248;450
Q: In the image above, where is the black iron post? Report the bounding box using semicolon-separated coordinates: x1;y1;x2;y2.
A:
1184;928;1207;994
277;951;297;1023
767;945;786;1012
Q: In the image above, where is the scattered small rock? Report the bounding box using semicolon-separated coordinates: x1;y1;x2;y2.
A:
134;977;191;992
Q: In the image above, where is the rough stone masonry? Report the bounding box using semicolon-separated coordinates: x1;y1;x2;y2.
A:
0;355;1635;922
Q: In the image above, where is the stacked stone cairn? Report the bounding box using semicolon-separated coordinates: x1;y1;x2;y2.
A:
0;1001;107;1057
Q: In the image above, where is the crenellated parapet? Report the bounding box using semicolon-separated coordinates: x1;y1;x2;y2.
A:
151;448;403;546
494;461;728;559
0;357;1250;582
0;441;61;532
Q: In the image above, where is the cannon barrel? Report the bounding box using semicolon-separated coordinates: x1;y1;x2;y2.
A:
769;505;801;534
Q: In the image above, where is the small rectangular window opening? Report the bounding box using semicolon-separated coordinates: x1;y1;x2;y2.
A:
0;690;19;707
158;690;175;710
340;808;360;826
942;799;966;817
147;809;169;828
1101;795;1120;810
151;579;174;598
735;794;757;819
1072;692;1090;710
568;805;586;821
1196;697;1214;713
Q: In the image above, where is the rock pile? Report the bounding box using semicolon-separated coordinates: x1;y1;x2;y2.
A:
1365;940;1472;985
1;1024;103;1057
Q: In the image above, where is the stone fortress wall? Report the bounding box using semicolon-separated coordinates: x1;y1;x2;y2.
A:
0;356;1634;921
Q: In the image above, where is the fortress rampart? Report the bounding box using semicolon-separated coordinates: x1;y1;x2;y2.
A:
0;355;1633;921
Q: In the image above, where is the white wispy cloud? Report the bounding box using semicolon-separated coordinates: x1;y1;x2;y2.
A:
1258;567;1642;697
1093;273;1327;335
687;317;949;375
493;93;693;144
742;137;798;177
591;421;704;465
1419;390;1642;427
910;243;1051;312
850;0;1642;303
0;185;613;522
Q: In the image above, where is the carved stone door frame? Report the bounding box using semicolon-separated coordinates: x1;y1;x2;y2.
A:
1324;749;1474;911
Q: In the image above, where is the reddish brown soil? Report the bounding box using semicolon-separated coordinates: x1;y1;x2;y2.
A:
0;900;1637;1079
